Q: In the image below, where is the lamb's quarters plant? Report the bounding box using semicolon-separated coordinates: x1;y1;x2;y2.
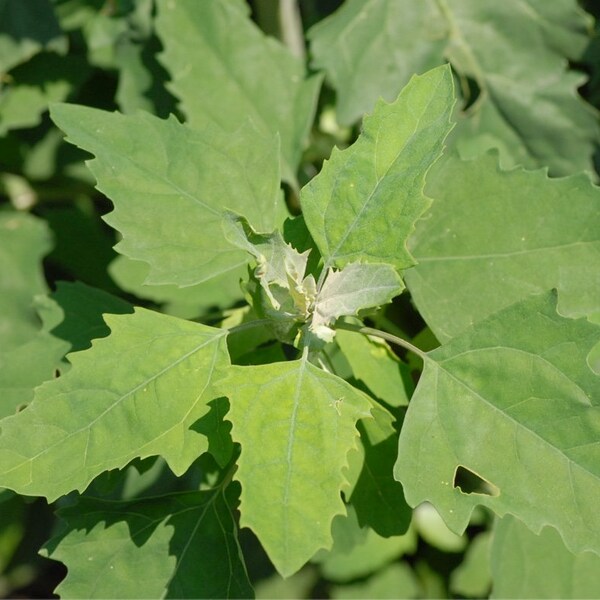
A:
0;0;599;597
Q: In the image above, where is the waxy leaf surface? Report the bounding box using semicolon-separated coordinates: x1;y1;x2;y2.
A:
394;292;600;556
301;65;454;270
45;485;251;599
155;0;321;185
407;153;600;342
218;358;372;576
309;0;597;175
50;103;282;287
0;309;228;501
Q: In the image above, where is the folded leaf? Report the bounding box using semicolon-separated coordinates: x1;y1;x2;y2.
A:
217;357;372;576
0;309;229;501
50;103;282;287
394;291;600;557
44;484;252;599
301;65;455;270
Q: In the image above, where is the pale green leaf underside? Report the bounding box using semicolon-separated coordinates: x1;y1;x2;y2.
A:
490;515;600;599
45;486;252;599
218;358;372;576
308;0;596;175
155;0;321;185
394;292;600;557
0;309;228;501
313;264;403;336
406;152;600;342
301;65;455;270
50;103;282;287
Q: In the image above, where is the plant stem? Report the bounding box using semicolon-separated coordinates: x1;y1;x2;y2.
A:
336;322;429;361
227;319;270;335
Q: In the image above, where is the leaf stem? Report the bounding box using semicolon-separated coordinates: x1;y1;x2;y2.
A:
227;319;271;335
335;322;428;361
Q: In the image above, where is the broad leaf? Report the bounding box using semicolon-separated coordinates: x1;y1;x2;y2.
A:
312;264;403;342
308;0;597;175
301;65;455;270
0;309;229;501
335;329;412;407
217;358;372;576
44;484;252;599
155;0;321;185
50;103;282;287
490;515;600;599
406;153;600;342
394;291;600;556
450;531;491;598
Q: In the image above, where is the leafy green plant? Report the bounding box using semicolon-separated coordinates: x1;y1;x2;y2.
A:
1;0;599;598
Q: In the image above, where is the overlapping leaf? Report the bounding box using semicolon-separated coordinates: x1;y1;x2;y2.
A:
394;292;600;557
50;103;282;287
490;516;600;598
217;358;372;576
405;153;600;342
155;0;321;185
300;65;455;271
309;0;597;175
44;484;252;599
0;309;229;501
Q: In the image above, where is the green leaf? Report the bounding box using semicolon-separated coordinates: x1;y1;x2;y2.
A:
308;0;597;175
394;291;600;557
330;563;420;600
217;357;372;576
311;264;403;342
300;65;455;271
450;531;491;597
406;153;600;342
155;0;321;185
490;515;600;599
336;329;412;407
0;0;66;76
44;484;252;599
50;103;283;287
307;0;444;126
0;309;229;501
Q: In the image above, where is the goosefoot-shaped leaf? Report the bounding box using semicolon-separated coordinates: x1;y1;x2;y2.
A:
217;358;372;576
394;291;600;557
406;153;600;342
0;309;228;501
300;65;455;270
155;0;321;185
44;484;251;599
50;103;282;287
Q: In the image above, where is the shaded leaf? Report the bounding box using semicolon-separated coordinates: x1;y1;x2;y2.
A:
394;291;600;556
44;484;252;599
301;65;455;270
217;358;372;576
50;103;282;287
155;0;321;185
450;531;491;597
0;309;229;501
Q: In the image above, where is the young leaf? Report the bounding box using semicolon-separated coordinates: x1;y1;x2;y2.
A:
50;103;283;288
311;263;403;342
44;484;252;599
155;0;321;185
490;515;600;599
394;291;600;557
0;309;229;501
217;357;372;576
300;65;455;271
406;153;600;342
